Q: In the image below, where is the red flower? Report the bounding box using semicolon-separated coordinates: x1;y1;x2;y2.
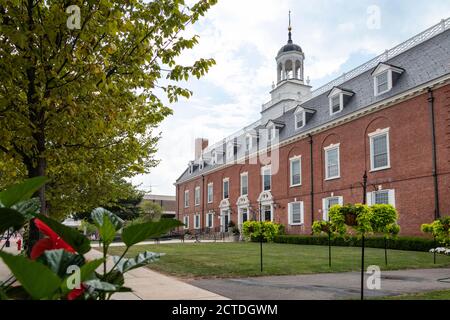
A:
31;219;76;260
67;284;86;300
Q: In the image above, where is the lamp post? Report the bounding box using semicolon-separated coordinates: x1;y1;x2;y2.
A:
361;171;368;301
259;202;263;273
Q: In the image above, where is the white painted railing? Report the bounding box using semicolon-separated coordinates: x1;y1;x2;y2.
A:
311;18;450;98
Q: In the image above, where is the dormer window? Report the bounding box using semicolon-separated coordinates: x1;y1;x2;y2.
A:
265;120;285;142
199;158;204;170
227;142;234;159
245;135;252;151
294;106;315;130
188;161;194;174
211;150;217;165
295;111;305;129
328;87;354;116
372;63;405;96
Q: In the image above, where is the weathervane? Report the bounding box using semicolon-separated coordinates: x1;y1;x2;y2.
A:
288;10;292;43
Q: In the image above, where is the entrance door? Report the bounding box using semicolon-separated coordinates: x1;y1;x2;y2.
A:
261;205;272;222
221;209;230;232
238;207;249;229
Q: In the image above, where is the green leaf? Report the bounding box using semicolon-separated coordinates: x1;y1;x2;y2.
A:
121;219;183;247
98;214;116;246
0;177;48;208
12;198;40;219
84;279;118;292
113;251;162;273
61;259;104;294
0;208;25;234
35;214;91;254
91;207;124;231
38;249;85;278
0;251;61;299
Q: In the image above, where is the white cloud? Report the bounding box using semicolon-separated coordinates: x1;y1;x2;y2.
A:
132;0;450;195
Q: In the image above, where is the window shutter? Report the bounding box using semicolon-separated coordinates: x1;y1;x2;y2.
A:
300;202;304;224
388;189;396;207
288;203;292;225
322;198;327;220
366;192;373;206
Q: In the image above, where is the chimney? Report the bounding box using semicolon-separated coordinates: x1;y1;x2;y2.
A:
195;138;209;160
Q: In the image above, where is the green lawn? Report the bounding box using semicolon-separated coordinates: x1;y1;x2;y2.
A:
378;289;450;300
106;242;450;279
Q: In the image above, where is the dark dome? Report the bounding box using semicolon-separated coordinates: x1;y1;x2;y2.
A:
278;42;303;55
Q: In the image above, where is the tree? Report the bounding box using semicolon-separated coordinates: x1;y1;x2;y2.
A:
0;0;217;219
73;182;144;222
138;200;163;222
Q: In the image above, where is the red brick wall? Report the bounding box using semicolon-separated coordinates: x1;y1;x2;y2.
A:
176;84;450;236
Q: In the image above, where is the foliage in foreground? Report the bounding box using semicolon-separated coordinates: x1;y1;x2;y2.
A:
0;178;182;300
422;216;450;246
242;221;285;242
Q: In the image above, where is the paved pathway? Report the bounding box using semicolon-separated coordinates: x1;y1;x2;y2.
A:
190;268;450;300
0;239;226;300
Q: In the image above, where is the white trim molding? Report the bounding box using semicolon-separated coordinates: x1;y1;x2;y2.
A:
324;143;341;181
289;155;302;187
369;127;391;172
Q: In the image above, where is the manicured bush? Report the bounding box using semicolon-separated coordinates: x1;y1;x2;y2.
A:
273;235;436;252
421;216;450;246
242;221;284;242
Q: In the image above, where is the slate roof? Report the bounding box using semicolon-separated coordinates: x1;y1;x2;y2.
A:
176;27;450;184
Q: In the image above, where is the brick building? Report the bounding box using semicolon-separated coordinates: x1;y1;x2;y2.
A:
175;18;450;236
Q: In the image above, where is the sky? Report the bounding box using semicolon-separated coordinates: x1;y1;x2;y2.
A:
131;0;450;195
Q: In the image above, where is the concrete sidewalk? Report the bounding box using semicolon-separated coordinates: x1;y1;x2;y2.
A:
86;250;227;300
0;240;227;300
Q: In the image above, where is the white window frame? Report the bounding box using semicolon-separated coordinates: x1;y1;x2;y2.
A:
223;178;229;200
261;166;272;191
194;186;200;206
267;125;276;142
261;204;273;222
245;135;252;152
240;172;248;196
374;70;392;96
206;212;214;228
295;111;306;130
324;144;341;180
329;93;343;115
367;189;396;207
322;196;343;221
211;150;217;165
288;201;304;226
207;183;213;204
194;214;201;229
238;207;250;227
290;156;302;187
227;142;234;160
369;128;391;172
184;190;189;208
183;216;189;229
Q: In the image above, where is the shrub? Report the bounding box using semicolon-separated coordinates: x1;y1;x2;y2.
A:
329;204;373;237
242;221;284;242
421;216;450;246
370;204;400;238
273;235;436;252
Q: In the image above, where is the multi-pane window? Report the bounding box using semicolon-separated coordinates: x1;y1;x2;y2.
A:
240;173;248;196
330;94;341;114
184;190;189;208
207;183;213;203
325;145;340;180
370;129;390;171
295;111;305;129
227;142;234;160
267;126;274;141
368;189;395;207
194;214;200;229
323;196;343;221
206;213;214;228
290;157;301;187
211;150;217;165
223;179;229;199
262;166;271;191
245;136;251;151
194;186;200;206
288;202;304;225
183;216;189;229
375;71;389;95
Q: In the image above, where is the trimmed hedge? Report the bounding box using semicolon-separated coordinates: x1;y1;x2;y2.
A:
273;235;436;252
